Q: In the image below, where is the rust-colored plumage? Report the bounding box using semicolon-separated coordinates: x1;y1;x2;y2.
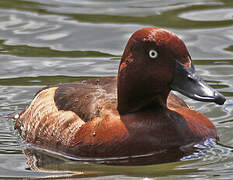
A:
15;28;225;165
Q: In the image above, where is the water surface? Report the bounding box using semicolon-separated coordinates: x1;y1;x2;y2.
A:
0;0;233;179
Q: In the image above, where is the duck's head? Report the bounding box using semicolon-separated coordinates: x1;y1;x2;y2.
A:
117;28;226;114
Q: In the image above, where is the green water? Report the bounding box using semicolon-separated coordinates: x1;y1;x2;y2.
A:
0;0;232;179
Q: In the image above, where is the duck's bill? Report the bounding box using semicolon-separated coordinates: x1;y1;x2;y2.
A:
170;61;226;105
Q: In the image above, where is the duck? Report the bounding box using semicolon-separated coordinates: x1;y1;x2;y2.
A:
14;27;226;165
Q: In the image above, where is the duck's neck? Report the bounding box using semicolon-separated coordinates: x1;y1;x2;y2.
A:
117;70;170;114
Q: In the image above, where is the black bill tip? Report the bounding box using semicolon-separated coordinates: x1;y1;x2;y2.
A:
214;91;226;105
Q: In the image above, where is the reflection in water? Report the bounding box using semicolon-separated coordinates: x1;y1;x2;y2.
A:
23;147;198;178
0;0;232;179
24;145;186;166
22;140;233;179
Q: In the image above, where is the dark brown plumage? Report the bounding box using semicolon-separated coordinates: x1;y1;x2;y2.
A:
15;28;225;165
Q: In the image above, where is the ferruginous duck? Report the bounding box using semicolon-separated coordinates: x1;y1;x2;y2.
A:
15;28;226;165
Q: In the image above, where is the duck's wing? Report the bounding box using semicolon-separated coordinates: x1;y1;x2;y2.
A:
14;76;118;147
54;76;117;122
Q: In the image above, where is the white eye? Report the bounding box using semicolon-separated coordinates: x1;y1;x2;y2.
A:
149;49;158;59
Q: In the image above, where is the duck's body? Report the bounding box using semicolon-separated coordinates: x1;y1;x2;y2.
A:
15;28;225;164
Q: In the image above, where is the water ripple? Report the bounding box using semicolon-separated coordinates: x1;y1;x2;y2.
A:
36;31;69;40
180;8;233;21
0;0;232;179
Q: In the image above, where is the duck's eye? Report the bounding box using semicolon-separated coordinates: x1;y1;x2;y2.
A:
149;49;158;59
